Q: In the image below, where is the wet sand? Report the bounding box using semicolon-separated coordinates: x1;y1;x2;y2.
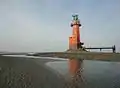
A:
0;55;66;88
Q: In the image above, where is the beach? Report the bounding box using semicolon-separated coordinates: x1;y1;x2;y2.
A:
0;55;66;88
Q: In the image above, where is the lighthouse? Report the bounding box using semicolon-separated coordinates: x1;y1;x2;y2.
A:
69;15;84;50
68;15;84;77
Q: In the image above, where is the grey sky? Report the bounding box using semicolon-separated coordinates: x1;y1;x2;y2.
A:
0;0;120;52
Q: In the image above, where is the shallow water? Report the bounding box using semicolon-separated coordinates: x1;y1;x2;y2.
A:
2;55;67;60
46;59;120;88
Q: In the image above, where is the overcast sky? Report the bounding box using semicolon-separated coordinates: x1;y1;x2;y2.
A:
0;0;120;52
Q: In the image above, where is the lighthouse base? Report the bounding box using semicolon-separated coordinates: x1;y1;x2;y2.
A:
66;47;88;53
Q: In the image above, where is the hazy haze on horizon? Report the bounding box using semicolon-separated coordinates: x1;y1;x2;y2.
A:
0;0;120;52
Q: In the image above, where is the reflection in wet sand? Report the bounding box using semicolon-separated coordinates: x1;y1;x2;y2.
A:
64;58;86;88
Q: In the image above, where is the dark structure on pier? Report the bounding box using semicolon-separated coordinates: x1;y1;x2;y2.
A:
85;45;116;53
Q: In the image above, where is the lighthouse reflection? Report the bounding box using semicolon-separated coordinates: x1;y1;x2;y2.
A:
68;58;83;76
64;58;86;88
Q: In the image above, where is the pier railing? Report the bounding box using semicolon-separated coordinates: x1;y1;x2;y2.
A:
85;45;116;53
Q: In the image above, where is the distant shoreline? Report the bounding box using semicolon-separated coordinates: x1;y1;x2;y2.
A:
30;52;120;62
1;52;120;62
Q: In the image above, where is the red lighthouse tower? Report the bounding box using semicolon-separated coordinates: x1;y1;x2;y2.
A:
68;15;84;77
69;15;83;50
